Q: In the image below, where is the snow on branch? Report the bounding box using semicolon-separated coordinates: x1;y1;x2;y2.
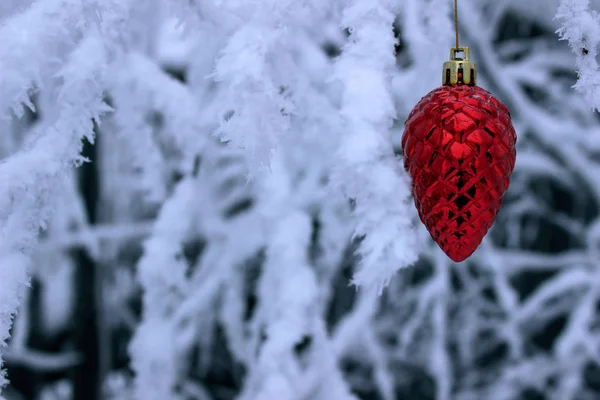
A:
210;0;330;172
129;178;197;400
332;291;395;400
0;32;110;394
0;0;97;117
109;69;167;202
110;53;211;165
239;211;317;399
240;155;355;400
109;53;208;201
331;0;420;292
107;50;213;201
212;23;294;171
556;0;600;111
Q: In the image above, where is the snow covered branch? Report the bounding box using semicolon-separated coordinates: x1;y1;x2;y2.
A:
0;0;98;117
0;31;110;394
0;0;136;394
211;5;295;170
107;52;211;201
331;0;420;291
129;178;197;400
556;0;600;111
240;154;355;400
211;0;334;172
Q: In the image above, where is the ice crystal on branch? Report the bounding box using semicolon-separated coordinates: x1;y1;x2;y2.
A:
0;0;130;396
557;0;600;111
332;0;420;291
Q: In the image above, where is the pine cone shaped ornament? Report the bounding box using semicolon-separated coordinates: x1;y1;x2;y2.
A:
402;47;517;262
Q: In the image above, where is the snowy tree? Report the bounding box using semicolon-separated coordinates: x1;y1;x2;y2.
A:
1;0;600;399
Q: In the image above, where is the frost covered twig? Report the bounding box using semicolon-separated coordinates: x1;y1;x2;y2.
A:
556;0;600;111
332;0;419;291
129;178;197;400
211;0;333;171
0;0;100;117
211;2;295;170
239;154;355;400
108;52;211;195
333;291;395;400
0;0;139;393
36;221;155;252
2;349;81;372
0;31;110;394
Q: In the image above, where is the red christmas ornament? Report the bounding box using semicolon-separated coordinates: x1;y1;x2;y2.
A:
402;47;517;262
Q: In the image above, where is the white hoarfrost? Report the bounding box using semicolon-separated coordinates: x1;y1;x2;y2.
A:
129;178;197;400
0;30;110;400
0;0;128;396
557;0;600;111
332;0;420;292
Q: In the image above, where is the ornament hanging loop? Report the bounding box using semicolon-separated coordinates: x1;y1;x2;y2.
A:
443;0;476;86
443;47;476;86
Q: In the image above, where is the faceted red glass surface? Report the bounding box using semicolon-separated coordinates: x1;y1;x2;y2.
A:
402;85;517;262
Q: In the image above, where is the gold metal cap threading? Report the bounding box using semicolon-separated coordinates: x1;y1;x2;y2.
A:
443;47;477;86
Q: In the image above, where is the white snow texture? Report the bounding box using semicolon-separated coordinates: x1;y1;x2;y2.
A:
0;0;598;399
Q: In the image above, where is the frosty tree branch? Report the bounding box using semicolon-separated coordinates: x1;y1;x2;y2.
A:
129;178;197;400
557;0;600;111
0;0;99;118
0;0;131;395
211;3;295;171
109;53;211;177
331;0;420;291
240;154;355;400
0;31;110;395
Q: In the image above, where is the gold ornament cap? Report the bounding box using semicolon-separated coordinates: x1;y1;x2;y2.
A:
443;47;476;86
